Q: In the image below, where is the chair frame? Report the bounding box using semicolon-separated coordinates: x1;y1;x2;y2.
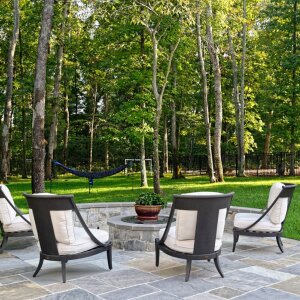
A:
155;192;234;282
24;193;112;283
232;183;296;253
0;186;32;253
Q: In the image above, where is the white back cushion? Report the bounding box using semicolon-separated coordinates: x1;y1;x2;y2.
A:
175;192;226;241
29;193;75;245
0;184;16;225
50;210;75;244
267;182;288;224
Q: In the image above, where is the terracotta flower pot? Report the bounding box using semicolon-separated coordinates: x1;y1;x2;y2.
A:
134;204;162;221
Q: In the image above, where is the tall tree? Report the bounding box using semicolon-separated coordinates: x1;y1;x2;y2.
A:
170;58;180;179
206;1;224;182
238;0;247;176
289;0;297;175
132;1;182;193
46;0;69;179
196;2;215;183
1;0;19;183
89;84;98;172
62;75;69;165
140;28;148;187
32;0;54;193
147;28;180;193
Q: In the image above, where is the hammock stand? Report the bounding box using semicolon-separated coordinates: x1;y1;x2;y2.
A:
52;160;131;193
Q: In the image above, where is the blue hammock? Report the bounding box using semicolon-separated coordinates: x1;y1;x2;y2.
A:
52;160;130;187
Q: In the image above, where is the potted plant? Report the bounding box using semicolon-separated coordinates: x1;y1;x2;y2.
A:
135;192;167;221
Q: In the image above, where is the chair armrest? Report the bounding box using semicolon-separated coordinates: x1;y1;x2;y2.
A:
3;193;31;225
72;203;109;247
159;205;175;244
235;195;282;232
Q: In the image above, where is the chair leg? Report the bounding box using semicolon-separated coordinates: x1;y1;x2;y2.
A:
276;235;284;253
214;256;224;278
232;232;239;252
0;234;8;254
33;254;44;277
155;240;160;267
61;260;67;283
185;259;192;282
107;245;112;270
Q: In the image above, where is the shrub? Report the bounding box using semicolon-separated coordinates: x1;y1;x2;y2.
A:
135;192;167;208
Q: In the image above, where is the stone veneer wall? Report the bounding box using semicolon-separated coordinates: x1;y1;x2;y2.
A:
75;202;261;232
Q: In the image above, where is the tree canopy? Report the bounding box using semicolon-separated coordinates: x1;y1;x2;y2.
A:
0;0;298;191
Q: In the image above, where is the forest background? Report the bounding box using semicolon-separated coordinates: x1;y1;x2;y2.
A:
0;0;298;193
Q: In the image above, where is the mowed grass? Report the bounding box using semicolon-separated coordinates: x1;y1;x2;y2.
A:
6;173;300;240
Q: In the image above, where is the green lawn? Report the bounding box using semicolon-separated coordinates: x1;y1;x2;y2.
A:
5;173;300;240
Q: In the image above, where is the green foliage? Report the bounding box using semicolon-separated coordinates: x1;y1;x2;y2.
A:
1;0;300;185
135;192;167;208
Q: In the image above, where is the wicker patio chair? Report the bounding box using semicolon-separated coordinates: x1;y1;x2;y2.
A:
155;192;234;282
232;182;296;253
0;184;32;253
24;193;112;283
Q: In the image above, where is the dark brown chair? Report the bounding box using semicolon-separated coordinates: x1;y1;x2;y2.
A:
155;192;234;282
23;193;112;283
0;185;32;253
233;182;296;253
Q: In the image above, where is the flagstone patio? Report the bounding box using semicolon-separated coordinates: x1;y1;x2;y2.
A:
1;233;300;300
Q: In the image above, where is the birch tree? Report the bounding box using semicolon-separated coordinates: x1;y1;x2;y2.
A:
131;1;182;193
238;0;247;176
32;0;54;193
89;85;98;172
196;2;215;183
46;0;69;179
206;1;224;182
1;0;19;183
148;26;180;193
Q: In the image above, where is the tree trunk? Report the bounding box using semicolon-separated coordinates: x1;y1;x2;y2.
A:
289;0;297;176
196;5;215;183
104;94;109;169
206;2;224;182
19;30;27;179
170;51;180;179
46;0;69;179
171;100;179;179
262;110;273;169
228;29;243;176
89;85;97;172
163;116;169;174
1;0;19;183
140;102;148;186
238;0;247;176
31;0;54;193
139;29;148;186
63;77;69;165
140;133;148;187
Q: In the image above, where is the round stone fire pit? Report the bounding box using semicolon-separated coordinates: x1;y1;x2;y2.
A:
107;215;175;251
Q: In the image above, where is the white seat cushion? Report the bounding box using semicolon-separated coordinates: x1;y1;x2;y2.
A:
3;214;31;232
234;213;281;232
57;227;109;255
50;210;75;244
267;183;288;224
176;192;224;241
0;184;16;225
159;227;222;253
